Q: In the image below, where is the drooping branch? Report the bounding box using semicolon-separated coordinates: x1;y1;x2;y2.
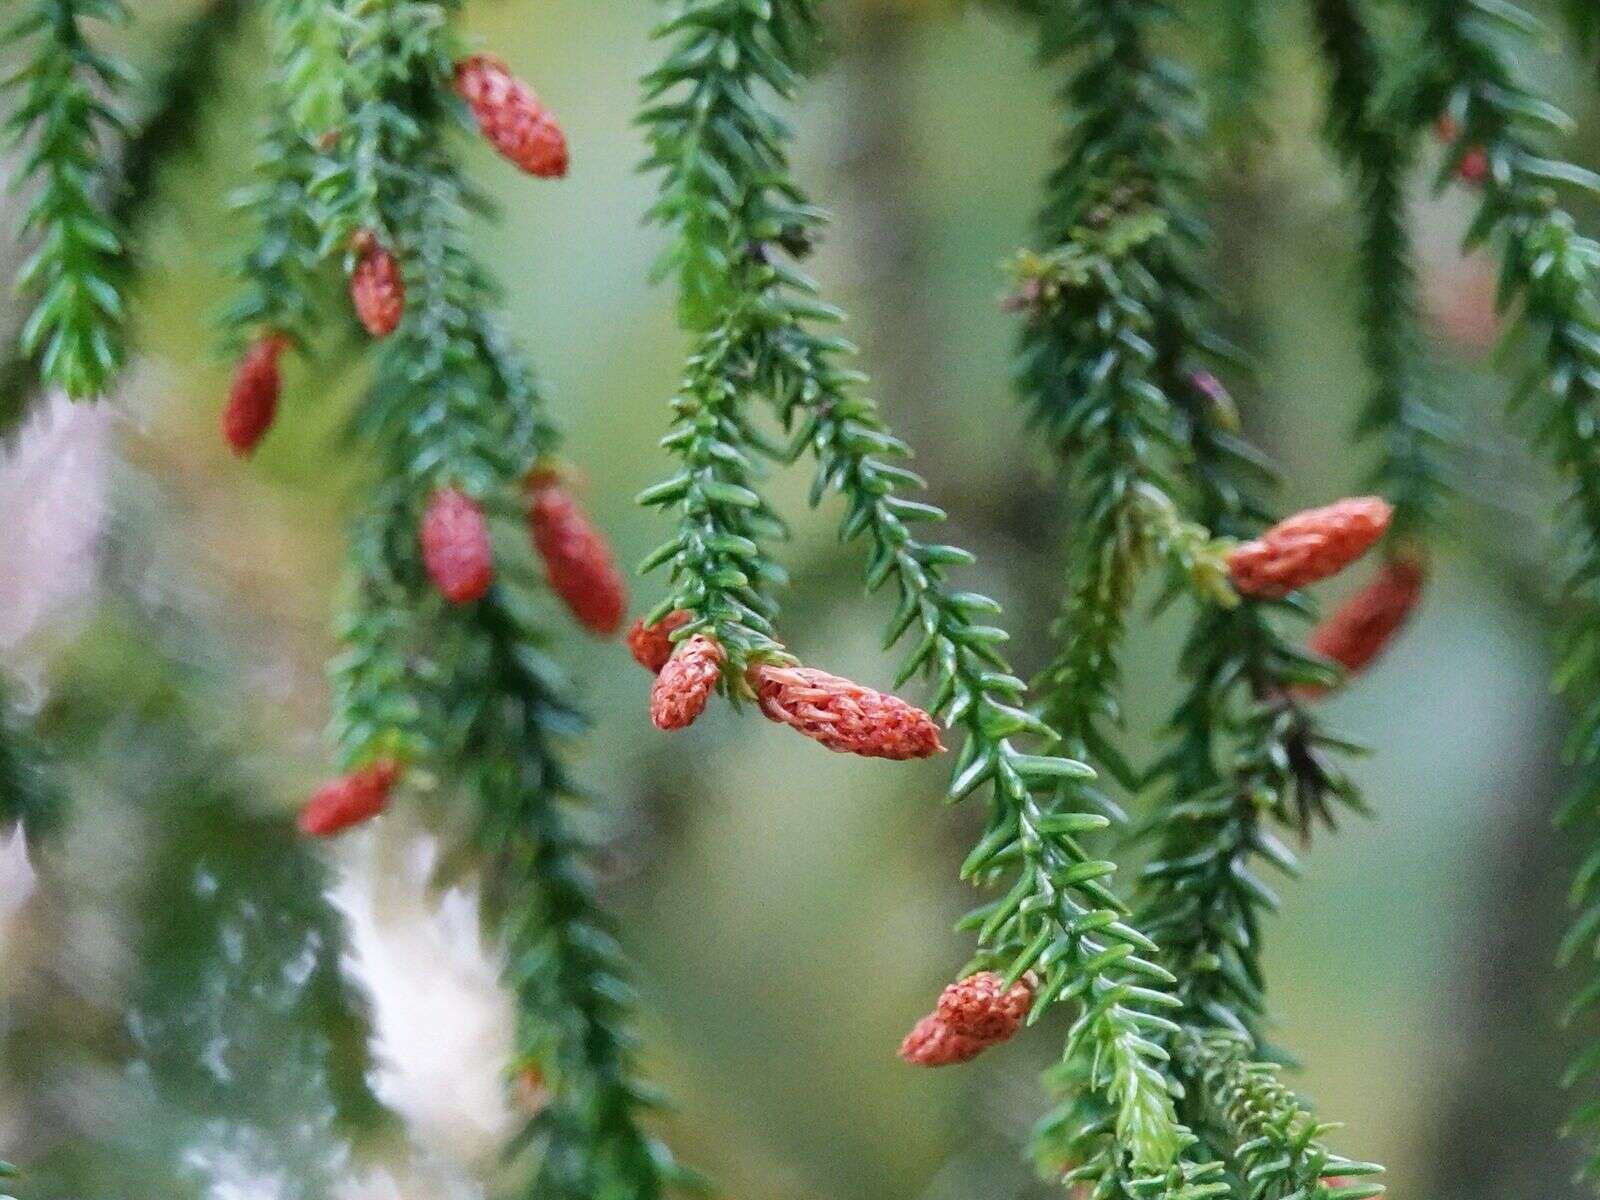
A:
992;3;1390;1196
242;3;694;1196
1399;0;1600;1182
0;0;250;436
1009;0;1232;773
1307;0;1447;544
2;0;134;401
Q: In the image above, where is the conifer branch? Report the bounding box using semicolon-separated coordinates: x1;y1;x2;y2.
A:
1;0;249;436
1009;0;1234;759
1307;0;1446;543
786;306;1192;1175
640;0;1199;1178
1001;0;1360;1046
272;0;349;144
633;0;1222;1184
1180;1031;1383;1200
269;4;692;1195
637;313;792;677
472;597;699;1200
994;5;1382;1194
1400;0;1600;1181
639;0;821;331
221;0;346;359
2;0;134;400
1132;158;1378;1194
222;114;334;355
1142;392;1366;1033
1131;248;1388;1200
1139;646;1359;1037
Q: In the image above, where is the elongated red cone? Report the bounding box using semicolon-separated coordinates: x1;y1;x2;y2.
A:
748;663;944;759
420;487;494;605
899;972;1033;1067
1226;497;1391;599
1299;557;1426;695
527;472;626;635
350;232;405;338
454;55;568;178
298;760;401;837
222;333;288;456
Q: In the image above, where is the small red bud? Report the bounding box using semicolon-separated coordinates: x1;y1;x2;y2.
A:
420;487;494;605
350;235;405;338
222;334;288;456
627;610;694;674
298;760;401;837
454;55;568;178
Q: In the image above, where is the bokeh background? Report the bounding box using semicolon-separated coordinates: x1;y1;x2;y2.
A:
1;3;1596;1200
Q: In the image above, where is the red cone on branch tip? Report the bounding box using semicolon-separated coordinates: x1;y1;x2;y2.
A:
1225;496;1392;599
935;971;1032;1041
222;333;288;456
899;972;1033;1066
897;1014;986;1067
526;470;626;636
628;609;694;673
650;634;724;730
298;760;401;837
454;55;568;178
349;231;405;338
420;487;494;605
748;663;944;759
1300;557;1426;693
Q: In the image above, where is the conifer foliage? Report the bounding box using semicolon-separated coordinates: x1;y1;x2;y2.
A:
224;4;691;1196
3;0;132;400
6;0;1600;1197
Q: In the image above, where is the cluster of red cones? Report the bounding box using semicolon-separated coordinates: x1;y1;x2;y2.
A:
632;609;945;761
223;53;565;457
1222;494;1424;692
299;469;629;836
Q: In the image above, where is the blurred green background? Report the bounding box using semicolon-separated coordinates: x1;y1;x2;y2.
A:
2;3;1597;1200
